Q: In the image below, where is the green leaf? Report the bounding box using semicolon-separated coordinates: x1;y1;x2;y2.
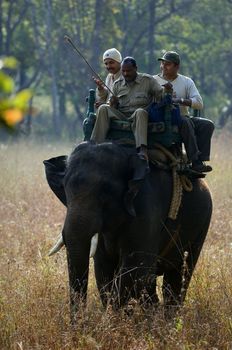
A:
0;98;12;111
0;71;14;94
2;56;19;69
175;317;183;332
12;89;33;109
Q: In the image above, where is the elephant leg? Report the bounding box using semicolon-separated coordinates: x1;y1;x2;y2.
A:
162;266;189;308
162;245;199;309
162;209;211;312
137;274;159;309
115;252;159;308
162;243;204;315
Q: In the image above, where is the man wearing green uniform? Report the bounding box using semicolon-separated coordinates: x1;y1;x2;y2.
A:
90;56;165;161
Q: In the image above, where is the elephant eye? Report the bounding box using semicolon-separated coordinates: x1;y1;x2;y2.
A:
67;173;89;192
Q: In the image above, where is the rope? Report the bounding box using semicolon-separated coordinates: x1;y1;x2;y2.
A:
152;143;193;220
168;168;183;220
180;174;193;192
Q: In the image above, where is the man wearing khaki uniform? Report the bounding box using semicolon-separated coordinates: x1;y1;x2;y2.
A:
91;57;164;161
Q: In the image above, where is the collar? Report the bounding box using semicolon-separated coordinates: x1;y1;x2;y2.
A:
122;72;141;86
112;70;121;81
159;73;179;82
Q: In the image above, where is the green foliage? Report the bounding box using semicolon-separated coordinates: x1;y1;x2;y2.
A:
1;0;232;137
0;57;32;129
0;71;14;94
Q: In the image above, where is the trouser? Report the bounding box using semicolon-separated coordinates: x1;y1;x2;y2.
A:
90;104;148;148
191;117;215;161
180;116;214;162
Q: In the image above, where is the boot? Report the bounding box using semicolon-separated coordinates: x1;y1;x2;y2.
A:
191;160;212;173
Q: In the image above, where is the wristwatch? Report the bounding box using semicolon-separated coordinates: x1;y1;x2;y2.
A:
181;98;184;104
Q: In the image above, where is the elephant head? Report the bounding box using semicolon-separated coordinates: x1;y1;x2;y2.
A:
44;141;148;318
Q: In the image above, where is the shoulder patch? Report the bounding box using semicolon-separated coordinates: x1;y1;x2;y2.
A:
113;77;123;85
142;73;153;79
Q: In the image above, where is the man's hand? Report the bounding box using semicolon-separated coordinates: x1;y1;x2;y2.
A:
95;101;104;109
92;76;104;91
172;97;191;106
163;82;173;93
172;97;181;104
109;96;119;108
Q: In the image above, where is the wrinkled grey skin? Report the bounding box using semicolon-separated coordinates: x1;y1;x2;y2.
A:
44;141;212;320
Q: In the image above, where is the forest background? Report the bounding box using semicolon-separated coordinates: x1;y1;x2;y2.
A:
1;2;232;349
1;0;232;140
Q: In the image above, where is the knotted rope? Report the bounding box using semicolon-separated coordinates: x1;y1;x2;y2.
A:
151;143;193;220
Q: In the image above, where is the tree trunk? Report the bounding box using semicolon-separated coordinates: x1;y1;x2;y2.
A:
0;0;2;53
90;0;105;72
147;0;156;73
45;0;61;137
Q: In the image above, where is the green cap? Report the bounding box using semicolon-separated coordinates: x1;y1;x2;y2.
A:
158;51;180;65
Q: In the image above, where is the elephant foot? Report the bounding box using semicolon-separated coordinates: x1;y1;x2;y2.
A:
163;301;181;321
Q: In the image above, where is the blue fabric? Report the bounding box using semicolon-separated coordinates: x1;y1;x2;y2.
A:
148;100;183;126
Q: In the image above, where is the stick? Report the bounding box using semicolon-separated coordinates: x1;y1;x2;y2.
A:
64;35;114;95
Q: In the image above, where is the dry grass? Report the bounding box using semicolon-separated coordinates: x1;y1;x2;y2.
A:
0;133;232;350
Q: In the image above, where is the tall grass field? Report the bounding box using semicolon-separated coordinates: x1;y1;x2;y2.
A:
0;132;232;350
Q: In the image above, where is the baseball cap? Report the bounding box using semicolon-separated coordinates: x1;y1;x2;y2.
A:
158;51;180;65
103;48;122;63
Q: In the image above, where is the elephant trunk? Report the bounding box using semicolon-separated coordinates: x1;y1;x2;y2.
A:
63;209;102;321
66;236;90;321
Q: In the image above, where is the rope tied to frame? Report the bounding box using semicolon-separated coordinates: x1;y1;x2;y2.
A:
149;143;193;220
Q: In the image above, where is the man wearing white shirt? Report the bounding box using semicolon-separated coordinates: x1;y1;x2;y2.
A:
154;51;214;173
93;48;122;107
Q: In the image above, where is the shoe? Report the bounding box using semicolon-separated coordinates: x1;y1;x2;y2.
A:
191;161;212;173
179;167;206;178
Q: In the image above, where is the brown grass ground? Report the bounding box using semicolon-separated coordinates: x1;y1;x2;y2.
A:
0;132;232;350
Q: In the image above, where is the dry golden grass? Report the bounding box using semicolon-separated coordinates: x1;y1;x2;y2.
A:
0;133;232;350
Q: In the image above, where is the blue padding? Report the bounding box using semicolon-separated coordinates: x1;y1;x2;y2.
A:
148;101;182;126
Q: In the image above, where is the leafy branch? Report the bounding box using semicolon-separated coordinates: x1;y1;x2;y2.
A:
0;56;32;129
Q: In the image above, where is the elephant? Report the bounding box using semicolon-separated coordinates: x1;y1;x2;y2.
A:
43;140;212;320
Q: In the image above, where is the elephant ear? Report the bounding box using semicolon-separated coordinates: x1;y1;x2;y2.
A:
43;155;68;206
124;154;149;217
